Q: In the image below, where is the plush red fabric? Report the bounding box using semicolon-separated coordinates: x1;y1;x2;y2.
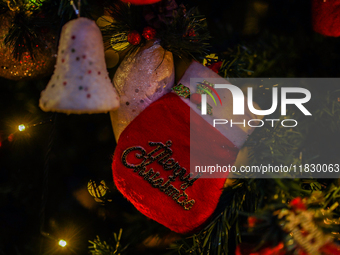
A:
112;92;239;233
312;0;340;37
121;0;161;5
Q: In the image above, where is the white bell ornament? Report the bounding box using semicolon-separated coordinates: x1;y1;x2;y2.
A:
39;17;120;114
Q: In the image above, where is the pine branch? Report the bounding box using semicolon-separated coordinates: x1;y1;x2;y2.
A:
89;229;128;255
159;7;210;60
171;179;261;255
101;2;145;51
101;2;210;60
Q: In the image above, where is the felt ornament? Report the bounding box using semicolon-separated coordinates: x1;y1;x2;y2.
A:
112;61;261;233
39;17;120;114
110;41;175;140
312;0;340;37
0;11;56;80
121;0;162;5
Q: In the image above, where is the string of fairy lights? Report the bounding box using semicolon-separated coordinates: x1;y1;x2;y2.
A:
18;119;53;132
0;117;70;250
0;1;86;251
0;119;52;145
12;119;70;249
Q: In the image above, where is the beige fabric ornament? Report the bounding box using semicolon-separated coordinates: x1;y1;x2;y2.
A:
110;42;175;140
39;17;120;114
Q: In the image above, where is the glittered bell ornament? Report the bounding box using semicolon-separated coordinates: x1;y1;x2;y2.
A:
0;12;56;80
39;18;120;114
110;41;175;140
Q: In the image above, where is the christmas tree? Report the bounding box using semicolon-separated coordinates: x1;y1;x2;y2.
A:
1;0;340;254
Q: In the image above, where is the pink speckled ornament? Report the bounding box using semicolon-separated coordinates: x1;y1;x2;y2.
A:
110;41;175;140
39;18;120;114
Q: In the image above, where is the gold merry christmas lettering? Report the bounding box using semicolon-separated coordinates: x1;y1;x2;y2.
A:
121;140;200;210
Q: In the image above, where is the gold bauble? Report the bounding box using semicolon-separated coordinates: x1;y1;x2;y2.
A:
87;180;108;198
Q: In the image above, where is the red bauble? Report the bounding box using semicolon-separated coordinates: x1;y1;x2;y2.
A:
290;197;307;211
142;26;156;40
184;28;196;37
121;0;161;5
208;61;223;74
312;0;340;37
127;31;142;45
247;216;257;228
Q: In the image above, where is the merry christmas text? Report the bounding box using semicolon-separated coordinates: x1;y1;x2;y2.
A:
121;141;200;211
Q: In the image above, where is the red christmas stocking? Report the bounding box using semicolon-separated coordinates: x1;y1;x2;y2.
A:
112;61;260;233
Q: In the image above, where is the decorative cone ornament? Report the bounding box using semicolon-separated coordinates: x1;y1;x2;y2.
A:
39;17;120;114
110;41;175;140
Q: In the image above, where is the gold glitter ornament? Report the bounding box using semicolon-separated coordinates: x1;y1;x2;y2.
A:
0;12;57;80
110;32;130;52
96;15;130;52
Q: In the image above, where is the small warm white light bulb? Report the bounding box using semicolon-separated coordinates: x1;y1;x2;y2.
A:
58;239;67;247
18;124;26;132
